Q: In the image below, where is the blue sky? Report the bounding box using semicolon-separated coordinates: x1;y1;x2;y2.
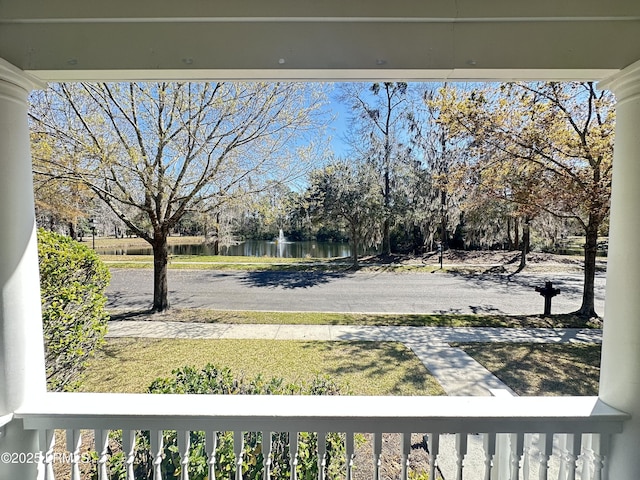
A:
327;87;352;158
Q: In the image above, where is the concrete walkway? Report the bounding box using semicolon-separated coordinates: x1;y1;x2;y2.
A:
107;321;601;397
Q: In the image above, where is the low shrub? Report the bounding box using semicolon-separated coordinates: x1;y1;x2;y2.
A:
38;228;110;391
100;364;347;479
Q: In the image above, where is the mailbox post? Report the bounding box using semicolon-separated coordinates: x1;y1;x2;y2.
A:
534;281;561;315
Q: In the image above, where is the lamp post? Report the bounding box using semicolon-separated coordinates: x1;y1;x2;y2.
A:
89;218;96;249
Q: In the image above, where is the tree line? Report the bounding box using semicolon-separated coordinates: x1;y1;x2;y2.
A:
306;82;613;318
30;81;614;318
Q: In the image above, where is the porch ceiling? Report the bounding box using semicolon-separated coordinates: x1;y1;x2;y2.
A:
1;0;639;82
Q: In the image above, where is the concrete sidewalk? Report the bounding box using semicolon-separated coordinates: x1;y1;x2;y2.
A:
107;321;601;397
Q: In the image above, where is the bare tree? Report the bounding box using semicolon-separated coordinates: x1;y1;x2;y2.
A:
31;82;327;312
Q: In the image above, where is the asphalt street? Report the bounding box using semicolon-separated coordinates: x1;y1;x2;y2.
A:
106;269;606;315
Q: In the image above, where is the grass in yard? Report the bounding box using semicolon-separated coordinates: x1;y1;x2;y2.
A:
101;254;319;264
90;235;205;249
103;261;323;271
102;258;455;273
456;343;601;396
82;338;445;396
101;255;357;272
110;308;600;329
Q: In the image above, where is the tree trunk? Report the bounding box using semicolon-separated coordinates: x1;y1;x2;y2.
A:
213;211;220;255
382;218;391;255
413;225;423;255
69;221;77;240
440;189;447;253
575;219;599;318
351;226;359;267
381;165;391;256
151;236;170;312
518;218;530;270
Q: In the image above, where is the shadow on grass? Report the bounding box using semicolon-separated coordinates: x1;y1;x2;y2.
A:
85;338;443;396
109;309;155;321
107;307;601;329
303;341;445;396
458;343;601;396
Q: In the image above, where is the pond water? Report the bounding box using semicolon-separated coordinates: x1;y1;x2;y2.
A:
99;239;353;259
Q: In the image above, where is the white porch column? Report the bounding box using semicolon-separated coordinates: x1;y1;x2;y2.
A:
598;59;640;478
0;58;47;478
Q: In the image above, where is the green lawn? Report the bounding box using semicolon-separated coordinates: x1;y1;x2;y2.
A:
101;255;357;272
111;308;600;329
101;254;319;264
82;338;445;396
457;343;601;396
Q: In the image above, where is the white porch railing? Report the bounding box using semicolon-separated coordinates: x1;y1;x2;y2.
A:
14;393;627;480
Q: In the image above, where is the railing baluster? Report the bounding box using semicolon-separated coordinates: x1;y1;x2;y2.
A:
38;429;55;480
590;433;611;480
122;430;136;480
456;433;468;480
346;433;355;480
400;432;411;480
557;434;568;480
427;433;440;480
508;433;524;480
289;431;299;480
520;434;533;480
150;430;163;480
581;434;594;480
177;430;190;480
94;429;109;480
537;433;554;480
492;433;510;479
483;433;496;480
66;429;82;480
317;431;327;480
234;431;244;480
206;431;218;480
261;431;272;480
564;434;582;480
373;432;382;480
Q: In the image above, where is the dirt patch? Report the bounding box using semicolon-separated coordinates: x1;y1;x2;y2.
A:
360;249;605;274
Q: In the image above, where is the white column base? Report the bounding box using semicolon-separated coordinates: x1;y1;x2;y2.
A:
0;419;39;478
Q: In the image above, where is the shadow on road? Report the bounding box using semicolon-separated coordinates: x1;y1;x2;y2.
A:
239;269;352;289
446;270;597;298
106;291;153;311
